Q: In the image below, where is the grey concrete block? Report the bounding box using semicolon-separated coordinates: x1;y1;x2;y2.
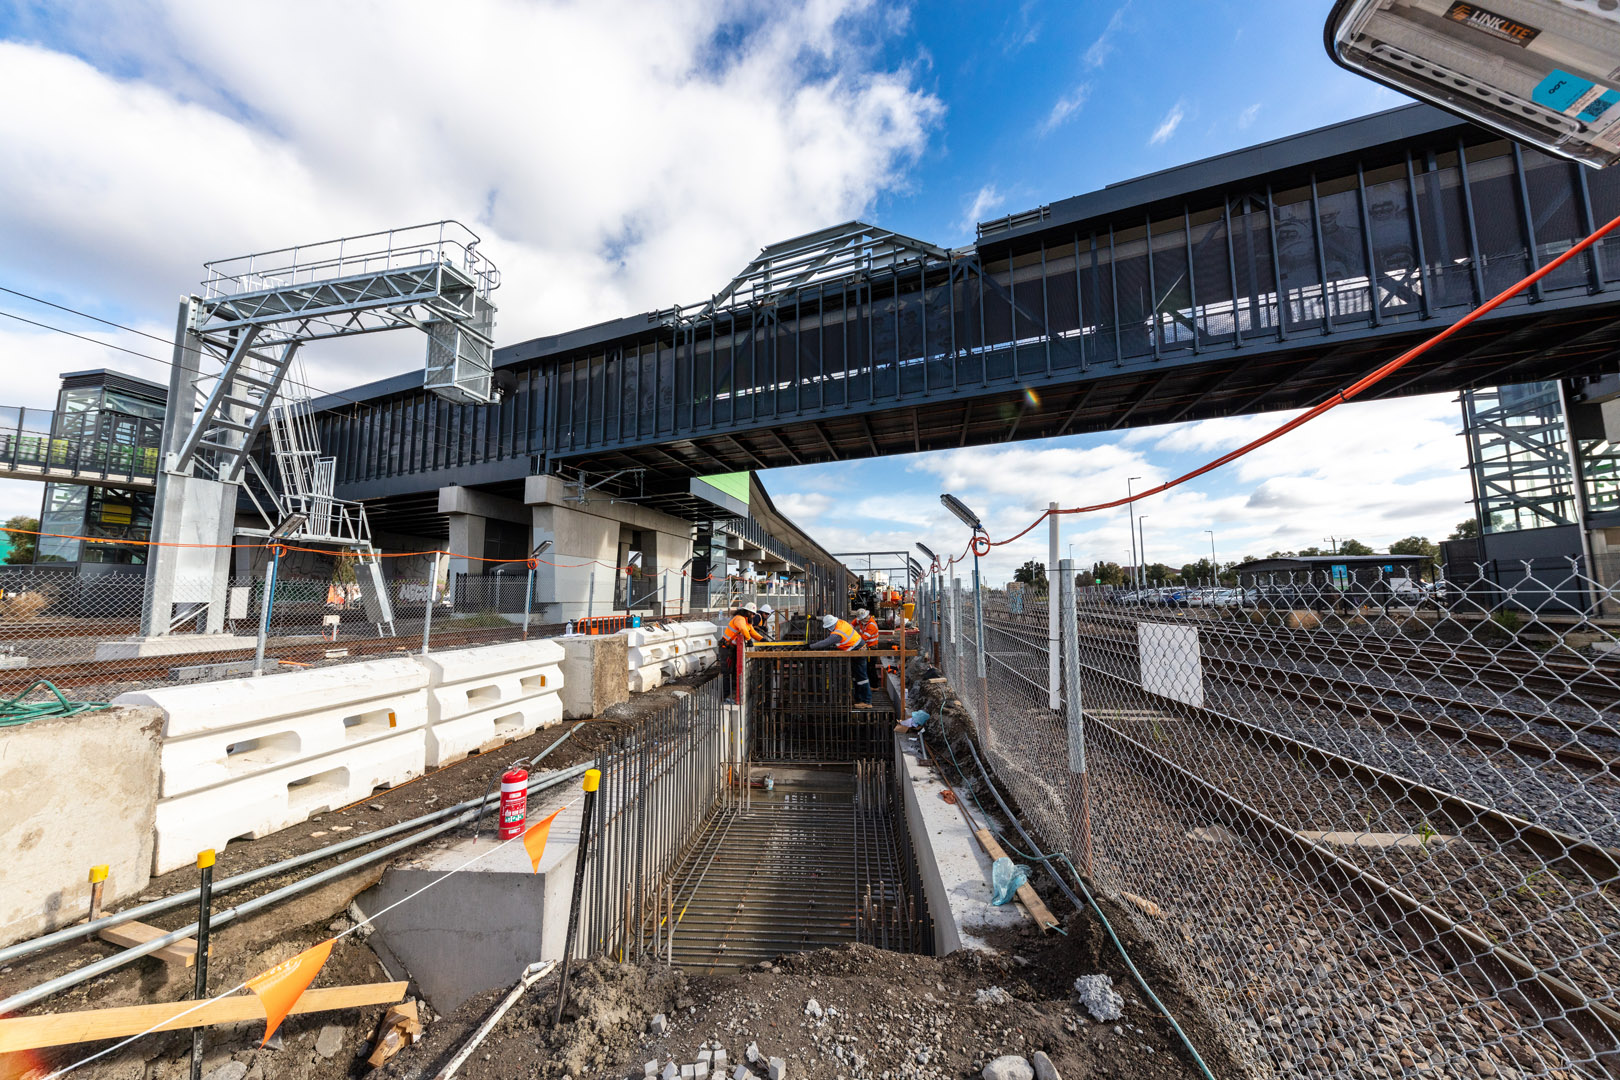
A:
0;705;161;946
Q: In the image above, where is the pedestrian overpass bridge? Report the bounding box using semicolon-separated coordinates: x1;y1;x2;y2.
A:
316;102;1620;514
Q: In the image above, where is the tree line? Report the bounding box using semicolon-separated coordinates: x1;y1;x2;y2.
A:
1008;518;1479;591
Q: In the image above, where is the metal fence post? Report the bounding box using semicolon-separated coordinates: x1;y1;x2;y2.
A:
553;767;601;1025
422;552;443;655
1058;558;1092;877
188;849;215;1080
253;544;280;675
523;561;535;641
971;552;988;745
1048;502;1060;710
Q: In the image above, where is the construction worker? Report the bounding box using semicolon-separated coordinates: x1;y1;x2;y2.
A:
854;607;883;694
753;603;775;640
721;602;762;698
809;613;869;707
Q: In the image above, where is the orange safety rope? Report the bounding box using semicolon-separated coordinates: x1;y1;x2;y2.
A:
941;210;1620;569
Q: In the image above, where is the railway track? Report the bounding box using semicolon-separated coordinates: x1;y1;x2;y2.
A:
980;615;1620;777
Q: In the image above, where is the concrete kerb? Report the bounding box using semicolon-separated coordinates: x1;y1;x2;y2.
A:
893;731;1024;954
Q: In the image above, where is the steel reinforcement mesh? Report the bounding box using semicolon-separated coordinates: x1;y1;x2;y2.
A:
917;568;1620;1080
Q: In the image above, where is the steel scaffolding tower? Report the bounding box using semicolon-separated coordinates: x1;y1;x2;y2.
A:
142;221;500;638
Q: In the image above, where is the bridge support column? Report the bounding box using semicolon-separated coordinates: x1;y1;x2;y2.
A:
523;475;695;624
438;486;531;596
650;530;694;615
141;298;237;640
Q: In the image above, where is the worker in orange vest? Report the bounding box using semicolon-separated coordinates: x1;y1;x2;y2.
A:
721;602;762;698
854;607;883;695
809;612;869;706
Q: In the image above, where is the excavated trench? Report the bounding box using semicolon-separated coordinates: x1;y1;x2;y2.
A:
656;657;933;972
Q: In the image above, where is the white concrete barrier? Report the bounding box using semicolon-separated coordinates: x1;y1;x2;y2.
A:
418;640;566;767
115;659;430;874
623;625;678;692
616;621;721;691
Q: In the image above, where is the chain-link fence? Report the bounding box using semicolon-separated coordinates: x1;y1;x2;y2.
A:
0;562;679;703
920;560;1620;1079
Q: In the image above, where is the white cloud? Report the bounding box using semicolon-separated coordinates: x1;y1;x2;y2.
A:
1084;4;1131;69
0;0;945;406
1236;102;1261;130
1040;83;1091;135
1149;100;1186;145
959;183;1005;236
775;392;1473;585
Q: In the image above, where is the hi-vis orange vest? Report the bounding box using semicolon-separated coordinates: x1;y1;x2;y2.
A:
830;619;861;651
724;614;762;646
857;616;880;647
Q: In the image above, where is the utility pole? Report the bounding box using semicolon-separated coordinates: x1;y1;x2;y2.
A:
1205;529;1217;583
1323;537;1339;555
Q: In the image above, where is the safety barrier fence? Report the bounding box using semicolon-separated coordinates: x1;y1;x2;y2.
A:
0;560;723;705
917;562;1620;1080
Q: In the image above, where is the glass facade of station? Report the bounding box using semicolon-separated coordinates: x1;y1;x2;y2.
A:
33;371;166;568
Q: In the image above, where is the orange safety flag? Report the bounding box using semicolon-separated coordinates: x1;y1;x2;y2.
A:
245;937;334;1045
524;808;563;872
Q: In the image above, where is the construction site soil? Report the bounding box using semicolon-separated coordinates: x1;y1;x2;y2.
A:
4;670;1239;1080
0;680;708;1080
365;900;1239;1080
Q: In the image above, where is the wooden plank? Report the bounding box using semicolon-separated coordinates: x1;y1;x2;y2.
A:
974;828;1061;933
0;982;409;1052
98;921;200;967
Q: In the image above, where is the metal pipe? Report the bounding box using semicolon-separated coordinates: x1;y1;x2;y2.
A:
0;763;592;971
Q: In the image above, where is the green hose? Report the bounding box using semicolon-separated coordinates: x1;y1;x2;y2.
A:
925;725;1220;1080
0;680;108;725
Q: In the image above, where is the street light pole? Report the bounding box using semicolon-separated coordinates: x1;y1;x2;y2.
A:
1205;529;1217;585
1138;516;1149;586
1126;476;1142;593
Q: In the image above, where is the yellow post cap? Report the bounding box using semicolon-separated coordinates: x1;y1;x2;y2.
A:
197;849;217;869
583;769;601;793
88;865;109;884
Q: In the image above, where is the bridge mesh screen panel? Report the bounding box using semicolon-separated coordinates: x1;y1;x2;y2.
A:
919;569;1620;1079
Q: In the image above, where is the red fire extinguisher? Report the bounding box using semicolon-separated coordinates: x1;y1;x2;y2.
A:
499;769;528;840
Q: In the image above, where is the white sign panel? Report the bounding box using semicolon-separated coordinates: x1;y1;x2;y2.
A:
1138;622;1204;709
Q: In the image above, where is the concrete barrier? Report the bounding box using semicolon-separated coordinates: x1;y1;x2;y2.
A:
558;635;628;719
116;660;430;874
0;706;163;947
418;640;566;767
623;625;679;692
620;621;720;691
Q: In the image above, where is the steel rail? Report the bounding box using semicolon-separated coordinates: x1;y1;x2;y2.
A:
1083;711;1620;1073
986;615;1620;772
1067;625;1620;777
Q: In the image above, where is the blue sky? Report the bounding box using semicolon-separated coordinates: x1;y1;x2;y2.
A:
0;1;1469;582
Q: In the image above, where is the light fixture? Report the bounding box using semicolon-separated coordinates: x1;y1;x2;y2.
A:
940;493;983;533
916;542;938;562
1326;0;1620;168
268;512;308;540
531;539;554;557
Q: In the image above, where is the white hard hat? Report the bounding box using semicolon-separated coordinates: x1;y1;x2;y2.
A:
743;602;758;613
854;608;869;618
759;604;774;614
821;614;837;628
